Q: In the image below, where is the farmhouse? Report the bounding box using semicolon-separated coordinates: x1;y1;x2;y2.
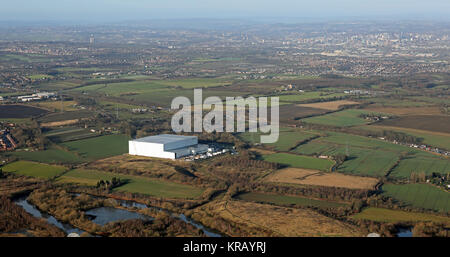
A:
128;134;208;160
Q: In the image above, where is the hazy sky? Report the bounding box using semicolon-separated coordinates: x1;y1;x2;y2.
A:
1;0;449;21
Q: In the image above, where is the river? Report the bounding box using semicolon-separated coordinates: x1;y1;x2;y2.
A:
397;227;413;237
116;198;222;237
14;194;222;237
15;197;85;235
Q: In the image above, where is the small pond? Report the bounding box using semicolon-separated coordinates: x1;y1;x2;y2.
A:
85;207;153;226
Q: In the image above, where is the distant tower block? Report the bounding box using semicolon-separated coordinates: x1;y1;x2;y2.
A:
89;34;95;45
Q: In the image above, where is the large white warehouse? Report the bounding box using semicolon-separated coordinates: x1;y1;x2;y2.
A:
128;134;208;160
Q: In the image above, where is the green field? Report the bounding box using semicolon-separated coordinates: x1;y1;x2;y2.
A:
238;129;319;151
382;183;450;213
236;192;347;208
9;147;83;164
408;96;450;105
360;97;434;107
0;54;52;63
339;149;399;177
38;110;94;123
2;160;67;179
69;77;239;107
70;80;168;94
44;127;100;143
302;109;382;127
39;80;82;90
352;207;450;224
61;134;129;161
278;92;346;103
9;134;129;164
57;169;204;199
73;82;243;107
293;132;430;177
390;155;450;178
360;125;450;150
99;100;144;110
154;78;232;89
98;100;157;120
262;153;334;171
0;118;32;125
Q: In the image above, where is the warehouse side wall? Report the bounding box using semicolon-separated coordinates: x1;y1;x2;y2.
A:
128;141;176;159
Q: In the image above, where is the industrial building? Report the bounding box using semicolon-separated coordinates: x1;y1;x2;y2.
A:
128;134;208;160
17;92;57;102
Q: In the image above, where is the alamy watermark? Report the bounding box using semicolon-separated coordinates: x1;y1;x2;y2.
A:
171;89;279;143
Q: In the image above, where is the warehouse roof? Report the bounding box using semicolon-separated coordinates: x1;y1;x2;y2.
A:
130;134;197;144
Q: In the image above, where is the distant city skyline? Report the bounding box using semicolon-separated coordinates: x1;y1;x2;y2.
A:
0;0;449;22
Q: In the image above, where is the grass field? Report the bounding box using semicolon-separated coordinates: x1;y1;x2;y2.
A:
31;100;79;112
99;100;144;110
0;118;33;125
292;131;436;177
38;110;93;124
278;92;346;103
408;96;450;105
9;147;83;164
390;155;450;178
70;80;169;95
44;127;100;143
236;192;347;208
61;134;129;161
57;168;204;199
98;100;157;120
382;183;450;213
2;161;66;179
360;97;434;107
293;133;403;177
39;80;82;90
360;125;450;150
88;154;189;179
69;78;241;107
302;109;383;127
378;115;450;134
238;129;319;151
298;100;361;110
3;129;111;166
195;200;362;236
352;207;450;224
126;88;243;107
0;54;51;63
339;149;399;177
154;78;232;89
363;106;444;116
262;153;334;171
265;168;379;190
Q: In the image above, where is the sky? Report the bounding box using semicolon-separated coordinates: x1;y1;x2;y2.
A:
0;0;449;22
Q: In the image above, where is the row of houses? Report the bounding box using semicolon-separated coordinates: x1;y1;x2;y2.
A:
344;89;374;95
0;130;17;151
380;137;450;156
